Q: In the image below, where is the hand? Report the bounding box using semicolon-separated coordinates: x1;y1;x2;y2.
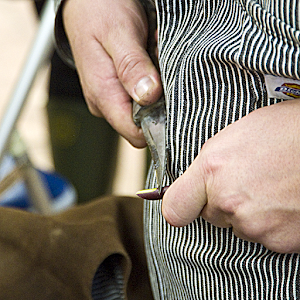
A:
63;0;162;147
162;100;300;253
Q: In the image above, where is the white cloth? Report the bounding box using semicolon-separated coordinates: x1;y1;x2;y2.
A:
144;0;300;299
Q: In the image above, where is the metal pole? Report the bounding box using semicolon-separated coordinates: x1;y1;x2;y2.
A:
0;0;55;162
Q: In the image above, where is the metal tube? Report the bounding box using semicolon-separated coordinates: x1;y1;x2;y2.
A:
0;0;55;162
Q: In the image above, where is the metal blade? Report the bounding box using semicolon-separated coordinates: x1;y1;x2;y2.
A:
133;97;166;191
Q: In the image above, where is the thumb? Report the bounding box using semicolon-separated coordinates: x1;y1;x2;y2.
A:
116;47;162;106
162;158;207;227
102;2;163;106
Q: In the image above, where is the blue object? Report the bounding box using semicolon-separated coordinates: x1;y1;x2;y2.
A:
0;157;76;213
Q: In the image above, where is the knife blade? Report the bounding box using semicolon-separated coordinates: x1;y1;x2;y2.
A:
133;97;166;192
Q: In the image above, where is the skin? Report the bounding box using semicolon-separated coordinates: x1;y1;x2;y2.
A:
63;0;163;148
62;0;300;253
163;100;300;253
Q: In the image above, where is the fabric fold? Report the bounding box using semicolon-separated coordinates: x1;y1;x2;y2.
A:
0;196;153;300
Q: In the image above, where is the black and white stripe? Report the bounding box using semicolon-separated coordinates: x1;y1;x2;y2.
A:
144;0;300;299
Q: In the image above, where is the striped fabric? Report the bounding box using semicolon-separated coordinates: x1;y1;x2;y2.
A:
144;0;300;299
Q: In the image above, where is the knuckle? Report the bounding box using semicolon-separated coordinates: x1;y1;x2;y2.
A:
262;228;300;254
242;223;264;241
87;103;103;118
83;88;103;117
218;196;241;216
266;243;295;254
83;86;96;105
162;205;186;227
233;213;300;254
234;223;263;244
200;147;225;178
117;52;144;82
235;214;268;243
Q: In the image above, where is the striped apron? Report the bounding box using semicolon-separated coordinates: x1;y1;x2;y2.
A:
144;0;300;299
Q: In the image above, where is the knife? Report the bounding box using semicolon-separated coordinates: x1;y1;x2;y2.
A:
133;97;166;193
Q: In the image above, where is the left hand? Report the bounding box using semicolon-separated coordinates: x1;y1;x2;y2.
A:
162;100;300;253
62;0;162;148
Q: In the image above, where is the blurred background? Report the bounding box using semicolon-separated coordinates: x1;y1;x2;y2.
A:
0;0;147;205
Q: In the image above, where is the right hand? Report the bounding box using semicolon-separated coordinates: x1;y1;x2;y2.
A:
162;100;300;253
63;0;163;147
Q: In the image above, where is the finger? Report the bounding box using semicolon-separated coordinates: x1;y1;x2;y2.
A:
73;37;147;148
62;0;161;147
100;2;163;106
162;157;207;227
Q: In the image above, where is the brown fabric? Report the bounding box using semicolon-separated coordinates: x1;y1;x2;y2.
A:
0;196;153;300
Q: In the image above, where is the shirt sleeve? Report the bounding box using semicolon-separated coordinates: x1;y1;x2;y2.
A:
54;0;75;68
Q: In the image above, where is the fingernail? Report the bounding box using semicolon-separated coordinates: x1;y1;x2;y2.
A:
136;186;169;200
134;76;155;101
